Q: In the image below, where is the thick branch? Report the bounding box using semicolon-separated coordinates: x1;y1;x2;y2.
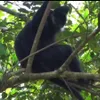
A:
0;71;100;92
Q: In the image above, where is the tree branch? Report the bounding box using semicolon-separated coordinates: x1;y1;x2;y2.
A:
26;1;52;72
0;5;27;20
0;70;100;92
58;27;100;72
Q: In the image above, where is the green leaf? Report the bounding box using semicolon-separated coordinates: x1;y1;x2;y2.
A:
2;92;7;99
0;43;6;56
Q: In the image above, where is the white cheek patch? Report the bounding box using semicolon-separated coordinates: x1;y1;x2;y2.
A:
51;13;66;30
51;14;56;25
18;63;21;66
61;26;65;32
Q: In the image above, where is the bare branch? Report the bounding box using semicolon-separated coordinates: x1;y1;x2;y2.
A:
59;27;100;72
26;1;52;72
0;5;27;20
0;70;100;92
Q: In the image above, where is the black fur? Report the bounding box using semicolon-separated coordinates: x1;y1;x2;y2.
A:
15;1;85;100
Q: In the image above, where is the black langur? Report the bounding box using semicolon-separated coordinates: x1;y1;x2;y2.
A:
15;1;88;100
